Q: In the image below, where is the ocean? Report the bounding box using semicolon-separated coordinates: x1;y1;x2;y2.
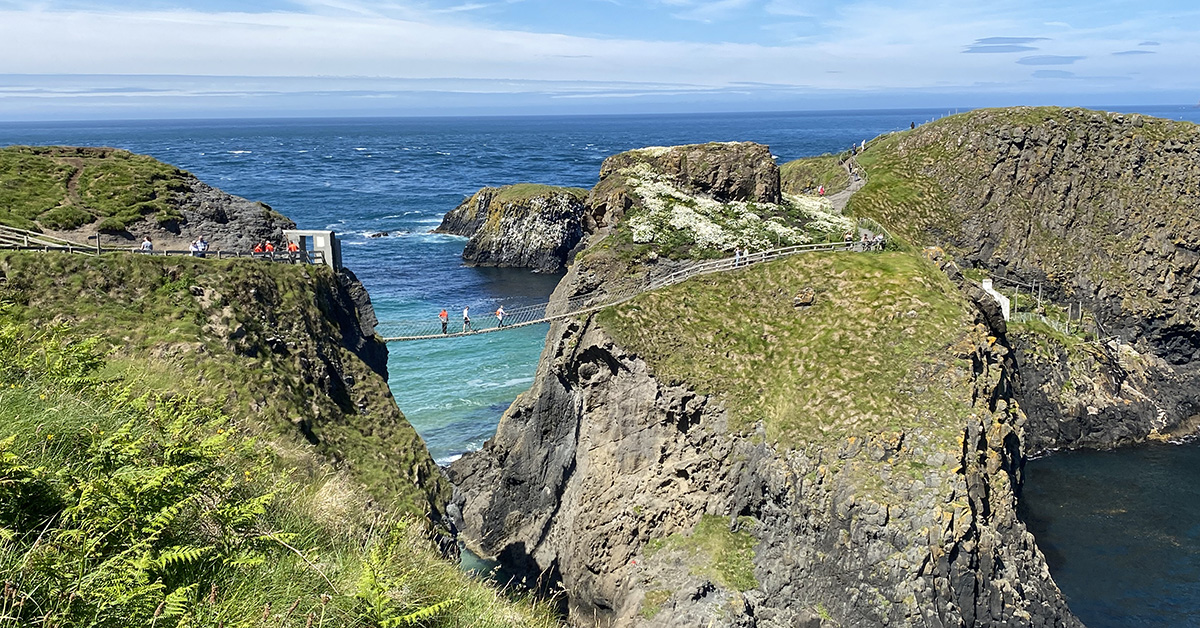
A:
3;105;1199;625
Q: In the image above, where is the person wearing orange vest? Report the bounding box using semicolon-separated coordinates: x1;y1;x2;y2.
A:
439;309;448;334
253;242;264;253
265;241;275;252
286;241;299;252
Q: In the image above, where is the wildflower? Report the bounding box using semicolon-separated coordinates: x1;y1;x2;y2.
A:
46;434;53;441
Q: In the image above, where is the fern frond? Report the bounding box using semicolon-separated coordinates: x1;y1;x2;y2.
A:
382;599;460;627
162;582;199;618
158;545;214;569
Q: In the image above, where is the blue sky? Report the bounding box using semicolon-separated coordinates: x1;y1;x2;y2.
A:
0;0;1196;119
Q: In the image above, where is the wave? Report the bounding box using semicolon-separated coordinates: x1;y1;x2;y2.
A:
227;150;252;154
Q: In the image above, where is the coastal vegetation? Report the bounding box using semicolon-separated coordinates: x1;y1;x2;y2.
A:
0;312;559;627
0;146;189;233
779;153;851;196
0;251;444;513
596;251;975;448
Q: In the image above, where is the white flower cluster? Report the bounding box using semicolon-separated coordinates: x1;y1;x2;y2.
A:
621;163;807;253
785;193;856;236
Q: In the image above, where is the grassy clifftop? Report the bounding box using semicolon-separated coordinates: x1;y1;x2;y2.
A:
0;251;442;514
848;106;1200;319
596;251;977;449
0;146;190;232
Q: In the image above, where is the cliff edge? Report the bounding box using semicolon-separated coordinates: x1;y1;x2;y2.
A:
435;184;590;272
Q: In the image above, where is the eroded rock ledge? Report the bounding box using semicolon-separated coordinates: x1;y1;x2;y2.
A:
435;184;590;272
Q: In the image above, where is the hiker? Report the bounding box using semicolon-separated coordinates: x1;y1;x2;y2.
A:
496;306;505;328
264;241;275;253
189;239;201;257
818;185;825;196
843;231;854;245
911;121;916;130
733;247;742;267
462;306;471;333
253;242;264;253
874;233;885;250
439;309;448;334
139;236;153;253
861;139;866;152
196;235;209;258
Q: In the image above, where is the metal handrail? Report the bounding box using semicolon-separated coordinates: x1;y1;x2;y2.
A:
379;239;866;342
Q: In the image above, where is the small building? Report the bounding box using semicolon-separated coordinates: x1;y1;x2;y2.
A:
283;229;342;270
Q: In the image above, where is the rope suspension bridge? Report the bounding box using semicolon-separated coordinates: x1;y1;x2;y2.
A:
376;240;871;342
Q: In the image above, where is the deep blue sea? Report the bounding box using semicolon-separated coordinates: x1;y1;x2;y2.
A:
3;105;1199;625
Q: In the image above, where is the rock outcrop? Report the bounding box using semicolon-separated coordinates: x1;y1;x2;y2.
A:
156;177;296;251
451;244;1080;627
0;145;295;251
436;184;590;272
851;107;1200;451
589;142;781;231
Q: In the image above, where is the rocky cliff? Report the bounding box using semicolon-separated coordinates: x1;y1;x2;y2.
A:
849;107;1200;451
0;145;294;251
0;251;446;514
451;248;1079;627
435;184;590;272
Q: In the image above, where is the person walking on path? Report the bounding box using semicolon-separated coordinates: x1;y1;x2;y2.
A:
462;306;471;333
439;309;448;334
139;236;153;252
733;247;742;267
818;185;825;196
496;306;505;328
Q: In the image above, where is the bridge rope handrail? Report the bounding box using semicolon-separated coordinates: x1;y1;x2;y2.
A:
378;240;873;342
0;225;326;264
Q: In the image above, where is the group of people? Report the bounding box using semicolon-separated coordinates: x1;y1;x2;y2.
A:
188;236;209;257
438;305;506;334
732;247;753;267
252;240;300;254
844;230;885;250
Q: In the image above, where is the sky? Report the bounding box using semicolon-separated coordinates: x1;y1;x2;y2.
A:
0;0;1197;120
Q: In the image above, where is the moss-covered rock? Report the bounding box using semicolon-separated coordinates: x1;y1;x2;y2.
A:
0;146;294;251
436;183;589;272
850;107;1200;449
0;251;446;515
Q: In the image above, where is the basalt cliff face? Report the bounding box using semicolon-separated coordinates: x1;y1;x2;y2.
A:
850;107;1200;452
450;140;1082;627
435;184;590;272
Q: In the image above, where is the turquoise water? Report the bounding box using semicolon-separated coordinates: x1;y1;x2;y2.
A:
4;106;1200;623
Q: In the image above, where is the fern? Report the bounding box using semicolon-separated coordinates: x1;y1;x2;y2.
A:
382;598;460;627
157;545;214;569
161;582;199;618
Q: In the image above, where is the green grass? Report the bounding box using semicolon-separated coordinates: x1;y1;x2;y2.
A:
645;515;758;592
492;183;588;204
0;319;560;628
780;154;851;195
0;251;446;514
0;146;190;234
596;251;977;448
846;107;1200;317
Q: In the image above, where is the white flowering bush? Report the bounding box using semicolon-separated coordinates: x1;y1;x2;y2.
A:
618;162;836;258
785;193;856;238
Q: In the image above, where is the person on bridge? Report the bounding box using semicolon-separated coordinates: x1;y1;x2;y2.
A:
439;309;448;334
462;306;471;333
264;241;275;253
253;242;264;253
496;306;505;328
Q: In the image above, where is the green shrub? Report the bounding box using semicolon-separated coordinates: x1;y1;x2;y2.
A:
39;205;93;230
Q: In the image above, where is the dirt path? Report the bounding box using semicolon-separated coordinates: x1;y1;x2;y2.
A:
828;157;866;214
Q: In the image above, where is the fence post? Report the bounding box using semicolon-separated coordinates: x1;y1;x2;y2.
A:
95;232;100;255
